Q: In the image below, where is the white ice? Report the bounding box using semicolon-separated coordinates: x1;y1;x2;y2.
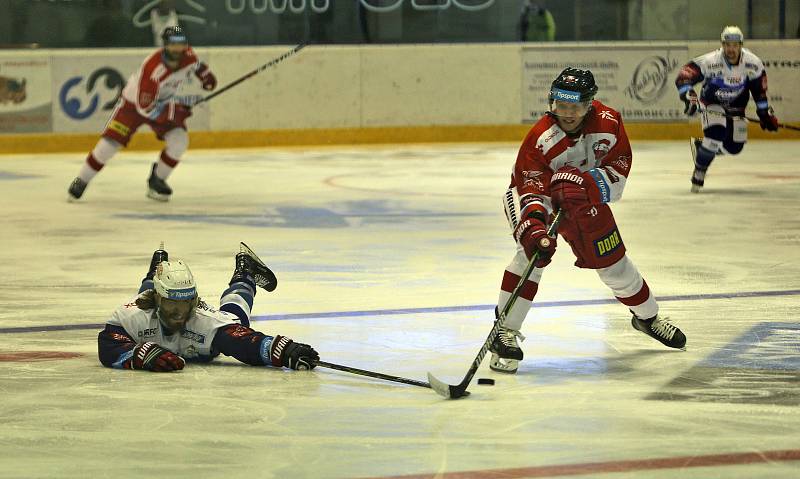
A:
1;140;799;479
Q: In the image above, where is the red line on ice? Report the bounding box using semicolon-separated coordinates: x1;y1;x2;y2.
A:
362;449;800;479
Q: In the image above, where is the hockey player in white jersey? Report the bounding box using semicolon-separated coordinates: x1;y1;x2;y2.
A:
97;243;319;372
675;26;779;192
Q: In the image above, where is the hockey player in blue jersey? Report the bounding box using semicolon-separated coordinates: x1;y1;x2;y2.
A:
675;25;780;192
97;242;319;372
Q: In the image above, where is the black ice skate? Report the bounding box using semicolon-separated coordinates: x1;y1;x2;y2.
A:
631;313;686;350
231;242;278;292
67;177;88;201
145;242;169;281
689;137;706;193
489;324;525;374
147;163;172;201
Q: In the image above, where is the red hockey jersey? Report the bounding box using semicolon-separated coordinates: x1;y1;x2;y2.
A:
512;100;632;219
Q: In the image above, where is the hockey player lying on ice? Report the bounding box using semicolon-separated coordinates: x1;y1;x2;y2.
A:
98;243;319;372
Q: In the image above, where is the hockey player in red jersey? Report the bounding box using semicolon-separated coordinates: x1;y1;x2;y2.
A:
68;26;217;202
97;242;319;372
489;68;686;374
675;26;779;192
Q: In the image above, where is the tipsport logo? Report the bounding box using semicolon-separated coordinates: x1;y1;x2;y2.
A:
59;67;125;120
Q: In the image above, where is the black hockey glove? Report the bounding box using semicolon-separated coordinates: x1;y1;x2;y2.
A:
130;342;185;372
757;108;779;131
269;335;320;370
680;89;699;116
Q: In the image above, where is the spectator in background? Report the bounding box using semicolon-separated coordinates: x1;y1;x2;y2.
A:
151;0;179;46
85;0;135;47
519;1;555;42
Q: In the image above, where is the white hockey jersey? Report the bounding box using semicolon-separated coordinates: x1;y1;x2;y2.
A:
108;297;238;362
676;47;769;111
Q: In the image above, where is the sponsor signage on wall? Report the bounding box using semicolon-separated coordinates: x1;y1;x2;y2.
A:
0;54;52;133
741;52;800;121
51;54;143;133
521;45;690;123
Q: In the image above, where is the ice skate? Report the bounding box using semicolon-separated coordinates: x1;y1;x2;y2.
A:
689;137;705;193
631;313;686;350
489;325;525;373
147;163;172;201
67;177;88;202
231;242;278;292
145;242;169;281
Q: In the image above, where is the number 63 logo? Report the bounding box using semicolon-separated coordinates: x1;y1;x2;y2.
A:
59;67;125;120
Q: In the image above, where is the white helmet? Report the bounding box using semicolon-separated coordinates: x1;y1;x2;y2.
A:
721;26;744;43
153;260;197;300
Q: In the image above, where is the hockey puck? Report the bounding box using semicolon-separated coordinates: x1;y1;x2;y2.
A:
477;378;495;385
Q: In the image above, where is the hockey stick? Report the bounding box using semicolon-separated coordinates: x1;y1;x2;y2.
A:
195;43;307;105
744;116;800;131
427;209;564;399
314;360;432;389
699;106;800;131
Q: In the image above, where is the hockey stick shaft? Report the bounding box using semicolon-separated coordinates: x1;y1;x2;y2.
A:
196;43;307;105
744;116;800;131
700;106;800;131
428;209;563;399
315;360;431;389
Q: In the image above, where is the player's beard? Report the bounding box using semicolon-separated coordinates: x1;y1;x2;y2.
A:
163;46;186;65
158;308;191;334
156;298;195;334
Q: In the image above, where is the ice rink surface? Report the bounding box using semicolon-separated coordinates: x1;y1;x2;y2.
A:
1;140;799;479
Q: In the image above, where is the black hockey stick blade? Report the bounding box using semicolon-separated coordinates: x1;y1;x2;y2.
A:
315;360;432;389
426;210;563;400
427;372;470;399
426;313;502;399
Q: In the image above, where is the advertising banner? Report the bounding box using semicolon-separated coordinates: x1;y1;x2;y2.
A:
0;53;52;133
521;44;690;123
759;53;800;123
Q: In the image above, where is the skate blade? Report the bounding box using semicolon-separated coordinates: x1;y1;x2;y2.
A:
146;189;171;202
489;354;519;374
690;184;702;193
240;242;265;266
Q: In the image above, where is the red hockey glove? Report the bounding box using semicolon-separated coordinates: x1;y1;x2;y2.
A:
130;342;185;372
269;335;320;370
195;62;217;91
171;104;192;126
680;89;699;117
513;215;557;267
550;166;604;212
155;101;193;127
757;108;779;132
